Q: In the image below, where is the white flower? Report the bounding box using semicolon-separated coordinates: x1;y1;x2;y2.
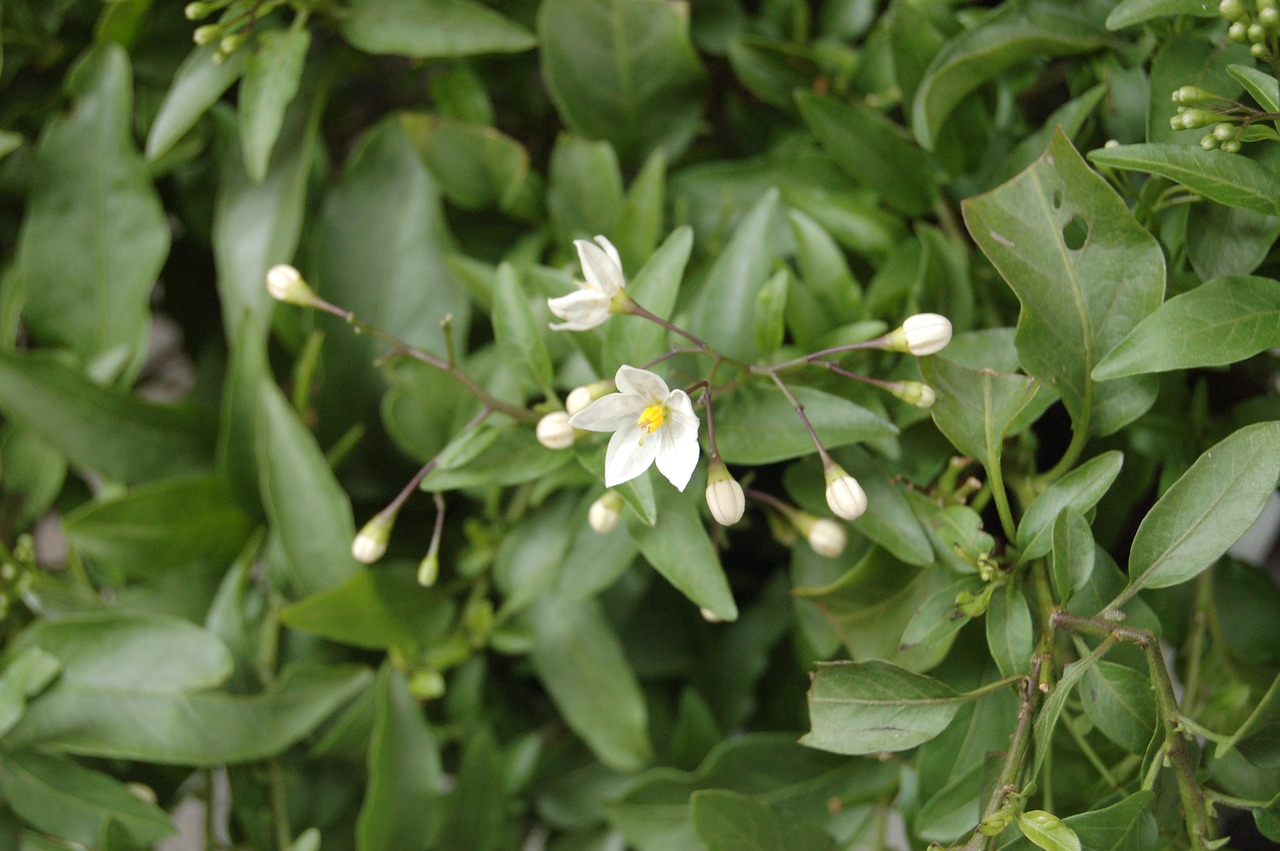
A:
588;492;623;533
824;466;868;521
548;236;627;331
536;411;576;449
569;365;700;491
898;313;953;356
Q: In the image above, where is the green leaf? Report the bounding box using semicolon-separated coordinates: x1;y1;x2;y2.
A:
690;790;836;851
438;728;508;851
357;665;443;851
538;0;706;162
1049;507;1094;603
1228;63;1280;113
801;659;969;755
1017;451;1124;562
1093;276;1280;379
786;208;861;319
64;475;253;580
238;27;310;182
0;351;215;485
340;0;535;58
797;92;937;216
629;488;737;621
1088;143;1280;215
0;750;174;847
17;44;169;376
920;357;1040;472
1;426;67;530
1126;421;1280;595
145;43;247;160
402;114;532;212
1081;661;1158;754
1031;646;1103;778
1147;36;1249;145
281;565;455;651
255;381;359;597
0;648;62;737
492;262;553;391
713;383;896;465
530;595;652;771
911;3;1108;150
6;664;370;765
1017;810;1082;851
603;225;692;368
547;133;624;242
987;585;1033;678
964;131;1164;437
1106;0;1220;30
1186;202;1280;280
832;447;934;567
754;269;789;356
419;426;572;490
686;188;779;362
900;576;983;651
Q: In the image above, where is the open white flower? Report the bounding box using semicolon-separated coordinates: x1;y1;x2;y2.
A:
548;236;627;331
569;365;700;491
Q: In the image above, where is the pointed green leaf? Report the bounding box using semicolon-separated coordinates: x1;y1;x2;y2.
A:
603;225;692;368
402;114;533;212
340;0;536;57
1229;63;1280;112
1049;507;1094;603
690;790;836;851
239;27;310;182
629;488;737;621
714;383;896;465
145;43;247;160
1000;791;1158;851
920;356;1040;472
0;648;61;737
1018;810;1082;851
1081;661;1157;754
547;133;624;242
1017;451;1124;562
419;426;572;490
1088;143;1280;215
491;262;553;391
987;585;1033;678
282;565;455;651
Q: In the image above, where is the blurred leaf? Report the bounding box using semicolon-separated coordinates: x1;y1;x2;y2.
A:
1106;0;1219;29
1080;661;1157;754
239;27;310;182
920;357;1040;472
797;92;937;216
754;269;788;356
1017;451;1124;562
357;665;443;851
727;35;817;112
986;585;1033;678
17;44;168;377
964;131;1164;437
340;0;535;57
1088;143;1280;215
255;381;359;597
911;3;1108;150
539;0;706;162
492;262;553;391
145;43;247;160
786;208;861;318
420;426;572;490
548;134;624;242
714;384;896;465
1126;421;1280;595
7;664;370;765
1031;646;1103;777
1094;276;1280;379
439;728;509;851
282;565;455;651
691;790;836;851
0;647;61;737
1228;671;1280;768
802;660;970;755
0;351;215;485
531;595;652;772
0;425;67;529
402;114;533;212
64;475;253;580
616;148;667;267
0;750;173;847
629;488;737;621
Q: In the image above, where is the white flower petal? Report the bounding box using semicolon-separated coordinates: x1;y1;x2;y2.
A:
594;235;623;276
655;420;699;492
666;389;697;422
548;289;610;330
569;393;645;432
614;365;670;403
575;239;623;296
604;424;659;487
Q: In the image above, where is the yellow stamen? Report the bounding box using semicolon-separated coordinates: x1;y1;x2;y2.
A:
637;403;666;434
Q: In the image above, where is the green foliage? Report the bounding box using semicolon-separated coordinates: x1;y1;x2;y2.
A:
3;0;1280;848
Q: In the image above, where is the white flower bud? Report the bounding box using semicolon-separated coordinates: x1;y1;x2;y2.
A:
588;492;623;533
901;313;953;355
705;456;745;526
265;264;319;307
807;518;848;557
700;607;723;623
824;466;868;521
536;411;575;450
565;386;594;416
352;512;394;564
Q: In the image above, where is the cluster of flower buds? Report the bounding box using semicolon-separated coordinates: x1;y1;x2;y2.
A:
186;0;288;61
1224;0;1280;60
1169;85;1248;153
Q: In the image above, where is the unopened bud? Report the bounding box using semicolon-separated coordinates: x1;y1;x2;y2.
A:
1252;41;1271;58
1221;139;1242;153
184;2;210;20
1175;109;1217;130
352;512;394;564
886;312;953;356
705;457;745;526
565;379;614;416
1221;0;1246;20
1201;134;1219;151
700;607;723;623
824;465;868;521
805;517;847;557
193;24;221;44
588;491;623;533
265;264;320;307
1213;122;1238;141
536;411;575;450
1229;21;1248;41
1172;85;1217;105
1249;22;1267;42
1262;6;1280;26
417;551;439;586
891;380;936;409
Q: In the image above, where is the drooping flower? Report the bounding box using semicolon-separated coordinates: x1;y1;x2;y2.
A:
548;236;629;331
569;365;700;491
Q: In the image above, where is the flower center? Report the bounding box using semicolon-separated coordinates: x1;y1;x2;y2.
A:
637;403;666;435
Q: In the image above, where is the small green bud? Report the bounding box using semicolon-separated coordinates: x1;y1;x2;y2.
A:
1248;22;1267;42
408;669;446;700
1230;20;1249;40
184;2;210;20
1262;0;1277;10
1221;139;1243;153
417;551;439;587
1220;0;1247;20
1201;134;1220;151
1262;6;1280;26
1177;109;1217;129
1172;85;1217;105
193;24;220;45
1213;122;1238;141
219;34;243;55
1252;41;1272;58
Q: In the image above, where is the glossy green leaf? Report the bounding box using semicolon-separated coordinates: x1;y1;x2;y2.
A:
1088;143;1280;215
64;475;253;580
145;43;247;160
1106;0;1219;30
531;595;652;771
690;790;836;851
340;0;535;58
1005;791;1157;851
547;133;624;242
686;188;779;363
0;750;173;847
964;131;1164;437
17;44;168;375
539;0;706;162
1017;451;1124;562
920;356;1040;472
281;565;455;651
1049;507;1094;603
786;208;861;318
238;27;309;182
1081;661;1157;754
1126;421;1280;595
0;648;62;737
255;381;359;597
6;664;370;764
1186;202;1280;280
629;489;737;621
0;351;215;485
797;92;937;216
419;426;572;490
900;576;983;651
402;114;532;212
1017;810;1082;851
832;447;933;567
357;665;442;851
802;660;969;755
714;384;896;465
1229;63;1280;113
911;3;1107;150
492;262;553;391
987;585;1033;678
603;225;692;368
1094;276;1280;379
